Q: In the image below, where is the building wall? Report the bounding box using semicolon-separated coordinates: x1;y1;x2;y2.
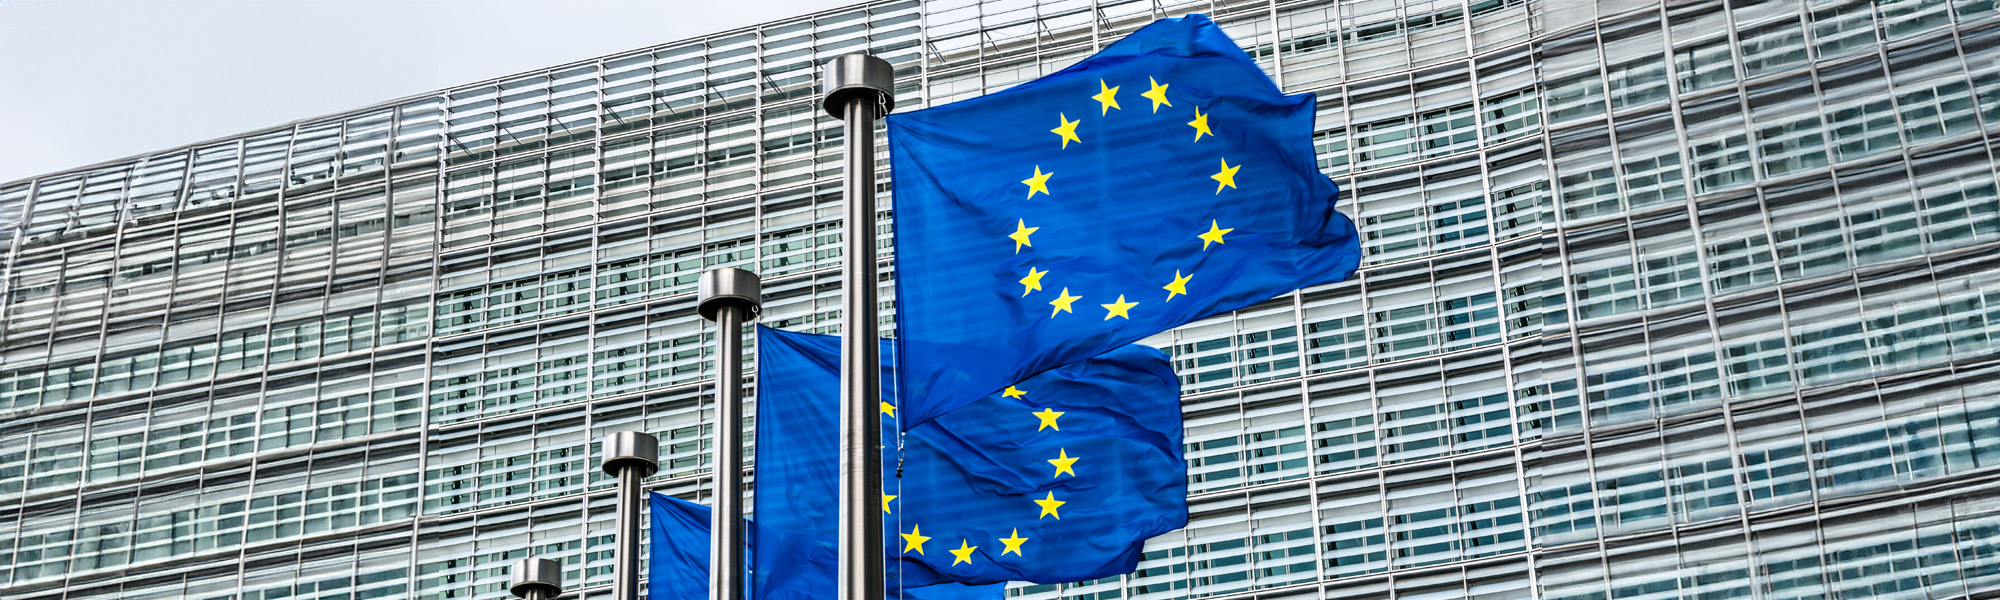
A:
2;0;2000;599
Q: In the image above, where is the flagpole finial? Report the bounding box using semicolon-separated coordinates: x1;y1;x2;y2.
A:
601;431;660;478
821;54;896;119
508;558;563;600
698;267;763;322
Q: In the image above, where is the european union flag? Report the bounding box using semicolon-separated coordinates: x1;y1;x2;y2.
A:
888;14;1361;427
755;327;1186;588
648;493;999;600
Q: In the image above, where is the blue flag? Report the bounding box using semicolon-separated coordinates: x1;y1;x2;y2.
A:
648;494;742;600
648;493;998;600
754;326;1186;588
887;14;1361;427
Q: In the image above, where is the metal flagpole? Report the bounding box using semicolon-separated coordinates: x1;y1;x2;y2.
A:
820;53;896;600
602;431;660;600
698;268;762;600
508;557;563;600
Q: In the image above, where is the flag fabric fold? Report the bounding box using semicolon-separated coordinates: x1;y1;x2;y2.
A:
754;326;1186;589
887;13;1362;428
648;492;999;599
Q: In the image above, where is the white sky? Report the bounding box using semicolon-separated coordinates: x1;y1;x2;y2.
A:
0;0;858;184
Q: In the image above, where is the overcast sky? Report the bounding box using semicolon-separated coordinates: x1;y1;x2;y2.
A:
0;0;856;184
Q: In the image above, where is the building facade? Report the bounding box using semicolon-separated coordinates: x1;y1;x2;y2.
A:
4;0;2000;598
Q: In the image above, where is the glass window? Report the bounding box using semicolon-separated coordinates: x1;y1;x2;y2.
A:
1385;466;1459;567
1350;78;1420;172
1699;193;1778;295
1913;146;2000;252
1374;361;1447;464
1184;494;1252;596
1748;74;1830;178
1277;4;1342;91
1409;1;1469;68
1602;15;1671;111
1674;36;1738;94
1784;281;1870;386
1739;17;1809;79
1810;2;1879;60
1247;488;1316;588
1526;441;1598;546
1648;310;1724;416
1414;72;1479;160
1541;30;1606;124
1838;161;1926;267
1317;474;1389;578
288;121;340;190
1582;325;1650;428
1764;176;1850;281
1356;167;1426;264
1819;56;1903;163
1553;126;1619;222
1308;372;1376;476
1591;431;1671;537
1858;267;1952;374
1614;111;1688;209
1471;0;1533;52
1736;403;1815;510
1805;388;1897;498
1888;37;1980;144
1360;266;1440;360
1604;536;1680;600
1341;0;1409;77
1567;225;1640;320
1242;387;1309;486
1877;0;1954;40
1632;211;1703;309
1682;95;1756;193
1717;293;1793;397
1674;531;1755;599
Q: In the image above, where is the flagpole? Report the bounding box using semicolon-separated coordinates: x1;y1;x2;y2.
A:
698;267;761;600
821;53;896;600
507;558;563;600
601;431;659;600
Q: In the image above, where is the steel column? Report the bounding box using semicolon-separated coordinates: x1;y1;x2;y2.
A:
509;557;563;600
698;267;763;600
601;431;660;600
820;53;897;600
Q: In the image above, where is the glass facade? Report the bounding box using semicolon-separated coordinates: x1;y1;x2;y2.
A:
3;0;2000;598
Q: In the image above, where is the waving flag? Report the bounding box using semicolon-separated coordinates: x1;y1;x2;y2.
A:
887;14;1361;427
754;327;1186;589
648;493;999;600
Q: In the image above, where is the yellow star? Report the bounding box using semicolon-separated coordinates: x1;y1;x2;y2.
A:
1049;288;1081;317
1018;267;1047;297
1188;107;1212;142
880;401;896;417
1198;220;1233;250
1034;491;1066;520
1047;448;1079;478
1100;294;1137;320
1003;385;1027;399
1021;166;1053;199
1164;270;1193;302
950;539;978;565
1008;219;1039;254
883;493;897;513
1211;158;1240;194
1141;77;1171;113
1051;113;1081;149
901;524;931;555
999;528;1029;556
1033;407;1064;431
1091;79;1120;115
